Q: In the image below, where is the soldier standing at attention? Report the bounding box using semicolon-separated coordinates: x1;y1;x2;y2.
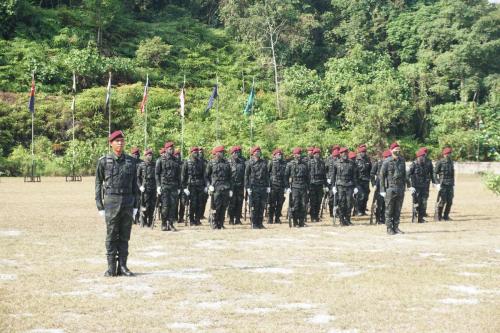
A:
370;149;391;224
434;147;455;221
205;146;233;229
420;147;436;217
308;148;327;222
245;146;270;229
380;142;406;235
407;148;435;223
199;147;209;219
285;147;310;227
95;130;138;277
155;142;181;231
355;144;371;216
181;147;205;226
228;146;246;225
331;147;359;226
137;148;156;227
326;145;340;217
268;148;287;224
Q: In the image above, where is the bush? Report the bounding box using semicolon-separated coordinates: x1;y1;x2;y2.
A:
483;173;500;196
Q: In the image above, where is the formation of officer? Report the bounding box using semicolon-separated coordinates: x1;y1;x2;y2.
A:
267;148;287;224
245;146;271;229
205;146;232;229
137;148;156;227
284;148;310;227
181;147;206;226
228;146;246;225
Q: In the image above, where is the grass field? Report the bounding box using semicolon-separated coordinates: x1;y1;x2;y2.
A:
0;174;499;333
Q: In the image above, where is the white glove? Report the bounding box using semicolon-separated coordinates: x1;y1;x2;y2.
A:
285;188;291;194
409;187;416;194
139;186;145;193
436;184;441;191
323;187;329;193
157;186;162;195
374;185;378;191
98;210;105;218
229;190;233;197
177;189;180;194
380;192;386;198
247;188;252;195
183;188;190;196
133;208;138;219
327;178;331;185
266;187;271;193
204;187;208;193
332;187;337;195
208;185;215;193
353;188;359;195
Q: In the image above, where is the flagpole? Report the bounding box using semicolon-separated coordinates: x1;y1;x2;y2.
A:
107;71;112;152
216;73;220;143
71;71;76;177
31;71;35;177
181;74;186;159
144;74;149;151
250;77;255;146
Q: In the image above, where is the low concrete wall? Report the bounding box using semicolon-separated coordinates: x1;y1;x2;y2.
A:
453;162;500;175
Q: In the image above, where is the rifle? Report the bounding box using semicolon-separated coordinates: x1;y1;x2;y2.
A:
208;191;216;229
320;190;328;219
305;188;309;223
139;190;146;228
244;190;248;222
369;191;378;225
287;191;292;228
184;193;190;227
411;191;418;223
152;195;161;229
332;190;337;226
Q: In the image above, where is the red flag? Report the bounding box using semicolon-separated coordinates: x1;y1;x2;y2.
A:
140;75;149;114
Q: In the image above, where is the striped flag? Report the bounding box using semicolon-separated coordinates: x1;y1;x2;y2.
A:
105;73;112;113
179;87;185;117
28;74;35;114
204;84;218;113
140;75;149;114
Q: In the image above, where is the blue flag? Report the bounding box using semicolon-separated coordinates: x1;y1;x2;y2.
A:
28;76;35;114
204;85;218;113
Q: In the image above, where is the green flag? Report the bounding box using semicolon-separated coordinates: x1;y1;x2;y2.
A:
243;86;255;116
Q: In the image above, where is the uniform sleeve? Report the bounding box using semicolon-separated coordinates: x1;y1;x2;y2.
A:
353;162;359;188
205;162;212;187
407;162;415;187
137;163;143;189
379;161;388;193
155;158;162;187
430;160;437;184
434;160;441;184
268;160;273;183
331;163;337;187
95;157;105;211
322;161;327;186
284;163;291;189
132;159;139;209
370;162;378;186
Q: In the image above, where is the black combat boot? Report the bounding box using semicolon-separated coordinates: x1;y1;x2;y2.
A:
161;220;168;231
438;206;444;221
387;227;396;235
267;216;273;224
104;256;117;277
443;205;452;221
229;216;234;225
118;257;134;276
393;225;405;234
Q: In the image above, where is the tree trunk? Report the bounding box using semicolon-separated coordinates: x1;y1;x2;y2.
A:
269;31;281;118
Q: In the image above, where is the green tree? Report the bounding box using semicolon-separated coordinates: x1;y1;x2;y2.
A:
135;36;172;68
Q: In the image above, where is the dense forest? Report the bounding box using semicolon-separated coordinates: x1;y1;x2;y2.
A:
0;0;499;176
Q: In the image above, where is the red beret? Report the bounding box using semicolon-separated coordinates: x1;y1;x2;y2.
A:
339;147;348;154
332;149;340;157
212;145;225;154
416;149;425;158
230;146;242;154
174;149;181;156
332;145;340;150
250;146;261;155
312;148;321;154
273;148;283;156
108;130;124;142
421;147;428;154
359;144;367;148
307;147;314;152
159;148;166;154
390;142;400;150
442;147;452;155
383;150;392;158
292;147;302;155
348;151;356;159
190;146;199;153
357;146;367;153
130;147;140;155
164;141;174;149
144;148;153;156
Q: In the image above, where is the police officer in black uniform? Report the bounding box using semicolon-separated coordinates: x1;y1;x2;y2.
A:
330;147;359;226
308;147;327;222
434;147;455;221
285;147;310;227
245;146;270;229
268;148;287;224
205;146;232;229
355;144;371;216
228;146;246;225
95;130;138;277
181;147;206;226
137;148;156;227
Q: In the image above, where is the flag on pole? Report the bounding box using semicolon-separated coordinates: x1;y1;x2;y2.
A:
179;87;185;117
72;72;76;94
28;75;35;114
140;75;149;114
105;74;112;113
243;85;255;116
204;84;218;113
